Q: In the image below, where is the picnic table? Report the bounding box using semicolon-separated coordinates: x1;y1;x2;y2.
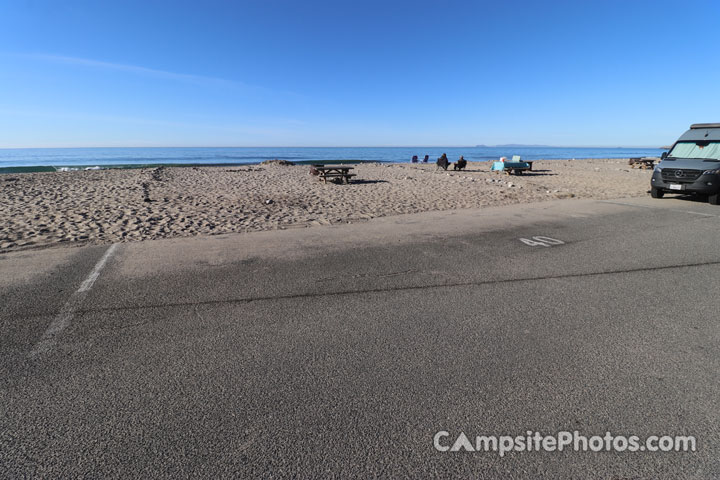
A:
491;155;533;175
491;160;531;175
311;165;356;184
628;157;657;169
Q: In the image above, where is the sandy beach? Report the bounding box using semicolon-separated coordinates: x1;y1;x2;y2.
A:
0;159;653;252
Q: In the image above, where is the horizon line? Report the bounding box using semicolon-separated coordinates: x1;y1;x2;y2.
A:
0;144;666;150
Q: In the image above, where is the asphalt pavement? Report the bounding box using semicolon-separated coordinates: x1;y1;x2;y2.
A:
1;196;719;478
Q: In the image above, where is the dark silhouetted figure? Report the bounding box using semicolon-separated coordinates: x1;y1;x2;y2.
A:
454;155;467;171
436;153;450;170
411;155;419;163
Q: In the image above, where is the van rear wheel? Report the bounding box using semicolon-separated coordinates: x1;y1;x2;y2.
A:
651;187;664;199
709;193;720;205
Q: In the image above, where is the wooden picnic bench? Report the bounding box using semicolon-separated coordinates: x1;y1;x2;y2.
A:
628;157;657;169
311;165;356;184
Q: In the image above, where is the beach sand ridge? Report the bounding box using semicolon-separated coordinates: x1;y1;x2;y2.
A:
0;159;652;252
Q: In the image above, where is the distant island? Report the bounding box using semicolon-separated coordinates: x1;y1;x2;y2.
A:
476;144;554;148
474;144;656;149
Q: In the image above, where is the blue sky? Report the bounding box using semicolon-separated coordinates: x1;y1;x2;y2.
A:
1;0;718;148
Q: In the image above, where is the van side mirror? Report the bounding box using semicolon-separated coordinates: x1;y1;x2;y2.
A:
661;151;668;160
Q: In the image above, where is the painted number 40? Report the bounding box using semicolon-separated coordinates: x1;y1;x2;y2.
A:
519;236;565;247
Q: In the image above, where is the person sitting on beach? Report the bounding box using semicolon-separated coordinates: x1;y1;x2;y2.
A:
411;155;418;163
454;156;467;171
436;153;450;171
422;155;429;163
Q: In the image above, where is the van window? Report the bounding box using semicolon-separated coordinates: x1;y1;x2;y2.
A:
669;141;720;159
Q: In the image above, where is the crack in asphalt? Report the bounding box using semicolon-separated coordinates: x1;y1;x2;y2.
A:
75;258;720;319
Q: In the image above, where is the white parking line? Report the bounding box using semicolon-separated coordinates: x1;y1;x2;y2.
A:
29;244;118;358
78;244;118;292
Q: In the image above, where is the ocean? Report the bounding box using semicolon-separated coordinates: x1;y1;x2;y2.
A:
0;146;665;173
